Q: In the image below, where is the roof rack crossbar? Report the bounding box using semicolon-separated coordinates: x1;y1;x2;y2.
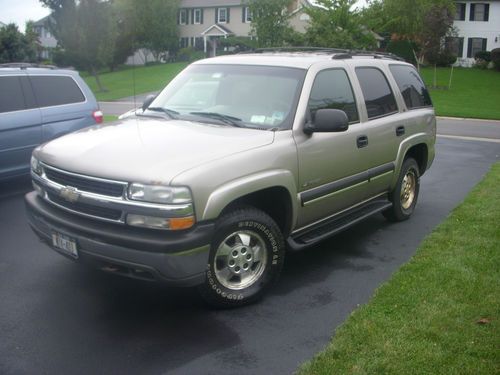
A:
332;50;405;61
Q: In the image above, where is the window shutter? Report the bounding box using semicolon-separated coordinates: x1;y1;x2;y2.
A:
484;4;489;21
458;37;464;58
191;9;194;24
242;7;245;23
201;9;204;24
469;3;475;21
215;8;219;23
460;3;466;20
467;38;473;58
481;38;487;51
227;8;230;23
177;10;180;25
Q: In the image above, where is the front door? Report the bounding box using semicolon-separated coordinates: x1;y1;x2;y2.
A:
294;68;373;228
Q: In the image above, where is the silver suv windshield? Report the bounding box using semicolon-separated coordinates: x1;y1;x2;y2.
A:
148;64;306;130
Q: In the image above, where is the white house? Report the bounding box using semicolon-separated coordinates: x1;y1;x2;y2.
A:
32;16;58;60
178;0;313;56
448;0;500;66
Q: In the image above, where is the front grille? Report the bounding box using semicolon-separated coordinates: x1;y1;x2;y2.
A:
47;191;123;221
44;167;125;197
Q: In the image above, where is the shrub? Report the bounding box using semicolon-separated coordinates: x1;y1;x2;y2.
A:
436;51;457;67
386;40;419;65
491;48;500;71
475;50;491;62
176;47;205;62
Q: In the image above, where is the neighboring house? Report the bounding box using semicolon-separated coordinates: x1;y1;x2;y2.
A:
33;16;57;60
178;0;313;56
447;0;500;67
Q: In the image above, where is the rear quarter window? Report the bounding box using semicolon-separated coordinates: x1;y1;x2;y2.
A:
29;75;86;107
389;65;432;109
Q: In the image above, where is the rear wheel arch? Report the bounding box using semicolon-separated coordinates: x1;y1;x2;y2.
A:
404;143;428;175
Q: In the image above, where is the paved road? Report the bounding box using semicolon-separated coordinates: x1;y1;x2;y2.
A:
0;138;498;374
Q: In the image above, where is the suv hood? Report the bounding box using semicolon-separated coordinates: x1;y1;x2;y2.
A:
35;117;275;184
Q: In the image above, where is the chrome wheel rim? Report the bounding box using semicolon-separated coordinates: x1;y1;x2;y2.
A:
214;230;268;290
400;170;416;210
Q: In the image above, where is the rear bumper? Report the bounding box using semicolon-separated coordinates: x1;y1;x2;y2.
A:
25;191;213;286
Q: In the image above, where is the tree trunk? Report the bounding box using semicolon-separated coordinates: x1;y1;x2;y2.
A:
90;66;107;92
433;64;437;88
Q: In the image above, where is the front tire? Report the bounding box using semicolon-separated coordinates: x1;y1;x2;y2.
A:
198;208;285;308
383;157;420;222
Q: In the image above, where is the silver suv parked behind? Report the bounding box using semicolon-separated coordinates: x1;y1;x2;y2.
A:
25;49;436;308
0;64;102;181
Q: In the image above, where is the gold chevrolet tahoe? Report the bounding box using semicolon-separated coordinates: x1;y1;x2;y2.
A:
26;49;436;307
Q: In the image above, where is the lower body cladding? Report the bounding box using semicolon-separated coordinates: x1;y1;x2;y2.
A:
24;191;213;287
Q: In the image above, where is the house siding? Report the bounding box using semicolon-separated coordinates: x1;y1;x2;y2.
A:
453;0;500;66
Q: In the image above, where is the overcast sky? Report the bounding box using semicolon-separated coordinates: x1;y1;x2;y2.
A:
0;0;50;31
0;0;369;32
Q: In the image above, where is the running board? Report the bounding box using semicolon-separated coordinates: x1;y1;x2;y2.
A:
287;197;392;252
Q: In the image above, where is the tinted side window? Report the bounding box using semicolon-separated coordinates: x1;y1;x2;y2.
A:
389;65;432;109
355;67;398;119
0;76;26;113
30;76;85;107
308;69;359;123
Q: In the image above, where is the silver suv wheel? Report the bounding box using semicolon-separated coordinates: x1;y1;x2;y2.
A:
214;230;268;290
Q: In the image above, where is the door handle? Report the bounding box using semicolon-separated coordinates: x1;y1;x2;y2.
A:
357;135;368;148
396;126;405;137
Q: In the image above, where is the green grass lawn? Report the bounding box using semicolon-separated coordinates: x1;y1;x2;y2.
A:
103;115;118;122
299;162;500;375
420;67;500;120
83;63;189;101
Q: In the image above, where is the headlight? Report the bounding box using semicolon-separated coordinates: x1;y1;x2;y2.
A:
128;183;192;204
31;156;42;175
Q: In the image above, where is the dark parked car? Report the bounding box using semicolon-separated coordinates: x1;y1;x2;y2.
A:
0;64;102;181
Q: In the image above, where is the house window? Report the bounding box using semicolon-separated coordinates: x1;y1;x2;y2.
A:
244;7;252;23
217;8;228;23
469;3;489;21
468;38;487;58
445;37;464;58
179;9;187;25
454;3;466;21
193;9;202;24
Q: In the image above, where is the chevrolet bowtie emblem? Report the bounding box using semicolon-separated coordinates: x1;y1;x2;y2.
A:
60;186;80;203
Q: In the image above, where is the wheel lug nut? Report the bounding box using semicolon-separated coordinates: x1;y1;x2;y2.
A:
232;250;238;257
229;260;235;266
235;266;240;272
246;254;252;260
241;247;246;254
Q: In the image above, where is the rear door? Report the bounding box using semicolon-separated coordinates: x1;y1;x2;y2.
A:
351;66;404;195
29;74;95;142
0;75;42;179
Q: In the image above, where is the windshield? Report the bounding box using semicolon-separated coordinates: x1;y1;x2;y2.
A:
148;64;306;130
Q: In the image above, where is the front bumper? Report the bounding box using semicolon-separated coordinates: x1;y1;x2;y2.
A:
25;191;213;286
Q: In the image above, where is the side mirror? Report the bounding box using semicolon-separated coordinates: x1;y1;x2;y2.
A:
141;94;157;111
304;109;349;135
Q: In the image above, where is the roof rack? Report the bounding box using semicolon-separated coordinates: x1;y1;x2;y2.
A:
332;50;405;61
0;63;58;69
240;47;405;61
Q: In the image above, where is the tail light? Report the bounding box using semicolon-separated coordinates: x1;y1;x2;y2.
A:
92;110;103;124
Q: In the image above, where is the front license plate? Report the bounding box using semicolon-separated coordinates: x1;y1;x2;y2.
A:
52;232;78;259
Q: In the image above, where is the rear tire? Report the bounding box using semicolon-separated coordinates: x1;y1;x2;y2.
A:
383;158;420;222
198;207;285;308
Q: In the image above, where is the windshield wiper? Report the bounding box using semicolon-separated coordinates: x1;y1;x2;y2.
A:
189;112;244;127
146;107;179;119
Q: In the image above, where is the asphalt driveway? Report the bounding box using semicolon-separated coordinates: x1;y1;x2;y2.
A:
0;137;498;374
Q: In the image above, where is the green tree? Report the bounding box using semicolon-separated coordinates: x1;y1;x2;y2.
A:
0;23;41;63
304;0;377;49
248;0;294;48
40;0;119;92
115;0;179;61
